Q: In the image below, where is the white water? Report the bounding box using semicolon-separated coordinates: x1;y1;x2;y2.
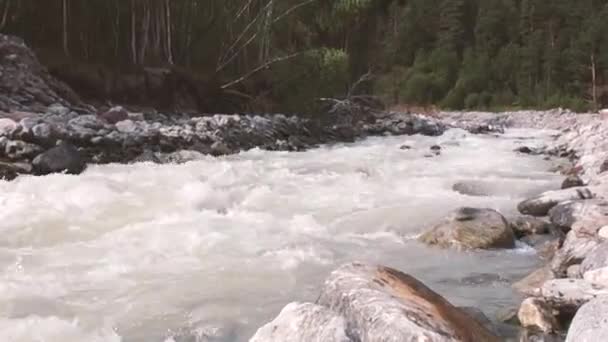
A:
0;129;562;341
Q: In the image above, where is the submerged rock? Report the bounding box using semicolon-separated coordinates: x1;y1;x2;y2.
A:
452;181;491;197
518;187;595;217
565;296;608;342
250;303;352;342
419;207;515;250
515;146;534;154
317;263;500;342
32;142;87;175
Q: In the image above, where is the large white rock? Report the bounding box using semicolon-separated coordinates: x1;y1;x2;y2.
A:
565;296;608;342
250;302;352;342
518;187;595;217
419;207;515;250
548;199;608;235
0;118;17;136
317;263;499;342
581;242;608;287
518;298;559;333
551;231;600;276
541;279;608;310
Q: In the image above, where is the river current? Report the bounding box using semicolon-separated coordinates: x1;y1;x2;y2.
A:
0;128;562;341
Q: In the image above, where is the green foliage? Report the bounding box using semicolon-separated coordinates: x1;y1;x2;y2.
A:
2;0;607;112
271;48;349;113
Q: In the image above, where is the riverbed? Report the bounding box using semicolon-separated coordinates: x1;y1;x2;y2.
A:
0;128;562;341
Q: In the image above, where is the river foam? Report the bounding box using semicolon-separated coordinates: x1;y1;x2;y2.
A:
0;128;561;341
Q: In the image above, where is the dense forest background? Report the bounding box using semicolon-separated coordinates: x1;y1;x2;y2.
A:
1;0;607;113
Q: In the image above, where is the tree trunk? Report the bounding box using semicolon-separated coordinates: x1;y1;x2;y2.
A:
131;0;137;64
591;52;598;112
62;0;69;56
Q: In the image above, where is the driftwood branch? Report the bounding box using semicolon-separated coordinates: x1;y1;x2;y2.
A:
217;0;320;73
272;0;320;24
220;52;303;89
347;70;374;98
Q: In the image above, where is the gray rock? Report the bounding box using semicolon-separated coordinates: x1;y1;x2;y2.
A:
46;103;70;116
518;187;595;217
510;216;553;238
518;298;560;334
419;207;515;250
452;181;491;197
32;142;87;175
541;279;608;311
0;160;31;180
513;267;555;297
551;231;600;277
31;122;56;146
548;200;608;235
4;139;42;160
115;119;138;134
250;303;352;342
99;106;129;124
0;118;17;136
210;141;232;156
565;296;608;342
581;242;608;274
580;242;608;287
317;263;500;342
562;175;584;189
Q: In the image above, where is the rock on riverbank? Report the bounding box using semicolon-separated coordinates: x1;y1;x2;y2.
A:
441;109;608;340
0;106;447;179
251;263;499;342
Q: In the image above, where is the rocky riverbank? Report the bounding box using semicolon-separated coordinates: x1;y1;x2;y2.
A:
0;34;454;180
443;109;608;341
249;110;608;342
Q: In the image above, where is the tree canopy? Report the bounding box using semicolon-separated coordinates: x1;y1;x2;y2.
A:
1;0;607;112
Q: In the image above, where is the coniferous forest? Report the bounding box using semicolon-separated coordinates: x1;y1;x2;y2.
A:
1;0;607;113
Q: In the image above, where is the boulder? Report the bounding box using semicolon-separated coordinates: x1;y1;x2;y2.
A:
317;263;499;342
551;231;600;277
32;142;87;175
99;106;129;124
561;176;584;189
580;242;608;287
3;139;42;160
513;267;555;297
510;216;553;238
517;187;595;217
518;298;560;334
515;146;534;154
452;181;491;197
250;302;352;342
419;207;515;250
540;279;608;312
565;296;608;342
548;200;608;235
0;118;17;136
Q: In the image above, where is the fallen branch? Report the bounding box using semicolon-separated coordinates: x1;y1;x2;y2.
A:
220;52;303;89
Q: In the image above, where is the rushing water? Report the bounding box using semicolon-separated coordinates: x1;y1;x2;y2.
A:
0;128;562;342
